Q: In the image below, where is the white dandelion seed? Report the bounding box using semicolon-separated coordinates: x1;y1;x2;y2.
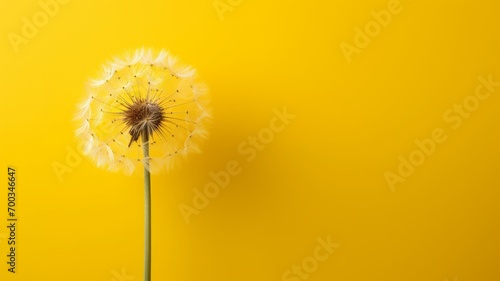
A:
75;48;211;175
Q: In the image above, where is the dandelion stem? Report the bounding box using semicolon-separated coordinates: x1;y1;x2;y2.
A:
142;130;152;281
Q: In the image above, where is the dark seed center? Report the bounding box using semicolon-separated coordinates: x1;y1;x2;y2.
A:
123;99;164;146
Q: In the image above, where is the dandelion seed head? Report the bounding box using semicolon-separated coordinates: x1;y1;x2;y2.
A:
76;48;211;174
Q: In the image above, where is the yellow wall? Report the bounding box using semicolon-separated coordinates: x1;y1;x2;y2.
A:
0;0;499;280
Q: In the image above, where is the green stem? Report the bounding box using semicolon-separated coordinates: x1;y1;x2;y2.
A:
142;131;151;281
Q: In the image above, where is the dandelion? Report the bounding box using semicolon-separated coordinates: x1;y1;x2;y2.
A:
75;48;210;281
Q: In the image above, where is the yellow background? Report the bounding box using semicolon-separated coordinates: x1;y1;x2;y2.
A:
1;0;500;280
